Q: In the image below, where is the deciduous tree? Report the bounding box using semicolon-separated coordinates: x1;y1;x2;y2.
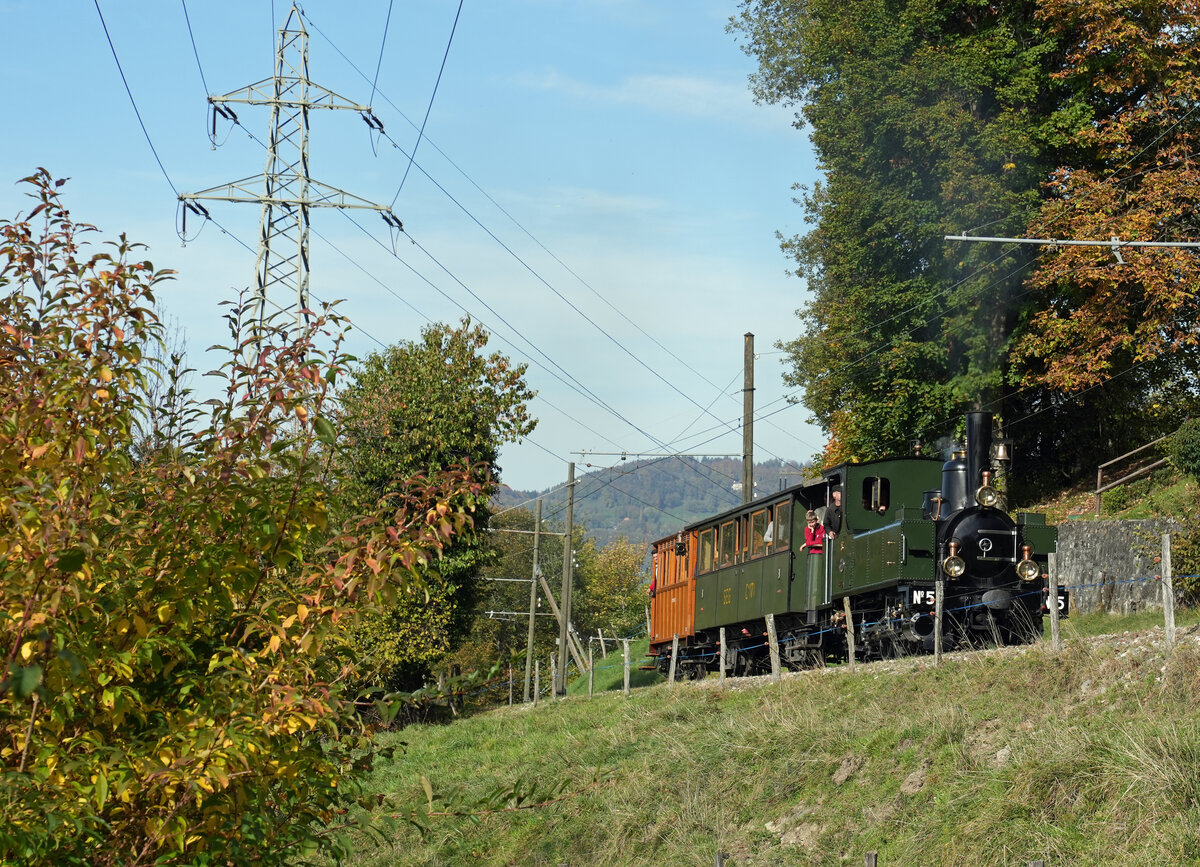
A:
731;0;1197;492
334;320;536;692
0;171;478;864
1012;0;1200;402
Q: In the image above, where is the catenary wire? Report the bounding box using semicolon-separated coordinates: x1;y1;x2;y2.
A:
298;6;757;434
94;0;178;197
368;0;394;109
390;0;464;206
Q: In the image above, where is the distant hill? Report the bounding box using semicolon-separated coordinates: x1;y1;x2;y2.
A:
494;457;812;547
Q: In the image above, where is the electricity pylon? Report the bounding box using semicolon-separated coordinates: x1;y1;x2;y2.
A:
180;3;401;326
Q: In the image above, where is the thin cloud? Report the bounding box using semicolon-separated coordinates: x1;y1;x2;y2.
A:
513;67;784;126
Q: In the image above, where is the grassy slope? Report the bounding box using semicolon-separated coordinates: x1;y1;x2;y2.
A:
321;475;1199;865
1031;469;1198;524
326;609;1200;867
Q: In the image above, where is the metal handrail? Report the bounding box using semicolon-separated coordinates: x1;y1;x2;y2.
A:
1094;434;1173;515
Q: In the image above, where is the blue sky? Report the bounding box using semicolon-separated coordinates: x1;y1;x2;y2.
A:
0;0;824;493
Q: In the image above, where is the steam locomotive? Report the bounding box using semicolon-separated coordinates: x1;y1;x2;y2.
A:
647;412;1063;678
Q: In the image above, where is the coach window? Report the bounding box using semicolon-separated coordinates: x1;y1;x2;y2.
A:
774;501;792;550
862;477;891;515
718;520;736;567
750;509;768;559
698;528;715;575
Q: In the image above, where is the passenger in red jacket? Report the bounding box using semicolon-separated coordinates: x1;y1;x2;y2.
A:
804;510;825;554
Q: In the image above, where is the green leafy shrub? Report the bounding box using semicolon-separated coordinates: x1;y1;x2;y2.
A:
1169;418;1200;482
334;320;535;693
0;171;480;865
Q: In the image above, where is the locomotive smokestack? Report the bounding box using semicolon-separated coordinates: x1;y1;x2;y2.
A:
965;412;992;497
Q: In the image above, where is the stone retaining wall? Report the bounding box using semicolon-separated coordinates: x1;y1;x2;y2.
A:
1055;519;1180;615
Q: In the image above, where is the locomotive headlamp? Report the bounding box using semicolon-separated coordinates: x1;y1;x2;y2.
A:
975;470;1001;508
942;541;966;579
1016;544;1039;583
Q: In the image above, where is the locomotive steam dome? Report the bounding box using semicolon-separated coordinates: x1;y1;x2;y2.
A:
941;449;968;513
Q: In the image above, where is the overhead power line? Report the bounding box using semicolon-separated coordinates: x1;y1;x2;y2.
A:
391;0;464;205
94;0;178;197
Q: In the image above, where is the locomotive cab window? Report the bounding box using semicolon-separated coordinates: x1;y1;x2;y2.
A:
750;509;769;559
774;501;792;550
697;528;715;575
862;477;891;515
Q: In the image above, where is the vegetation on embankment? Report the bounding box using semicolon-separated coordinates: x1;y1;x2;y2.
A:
320;609;1200;867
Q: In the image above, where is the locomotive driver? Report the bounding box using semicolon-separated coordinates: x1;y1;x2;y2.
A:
823;489;844;539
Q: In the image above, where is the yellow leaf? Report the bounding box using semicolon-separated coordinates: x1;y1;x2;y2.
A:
269;634;281;653
297;604;309;622
133;615;148;638
19;640;37;661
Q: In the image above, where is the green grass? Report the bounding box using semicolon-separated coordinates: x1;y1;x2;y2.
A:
1054;604;1200;639
316;608;1200;866
1102;469;1199;520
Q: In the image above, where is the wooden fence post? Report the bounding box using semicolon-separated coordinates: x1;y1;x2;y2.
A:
934;578;945;666
1163;532;1176;651
864;853;878;867
597;629;608;658
766;613;781;683
550;654;557;699
533;660;539;708
668;634;679;684
588;645;594;699
1047;551;1062;653
622;639;631;696
842;596;857;673
719;627;727;687
508;665;513;706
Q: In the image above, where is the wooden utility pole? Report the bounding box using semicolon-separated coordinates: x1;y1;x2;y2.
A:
842;596;857;673
1047;552;1062;653
537;572;588;671
934;579;945;666
622;639;631;696
556;463;576;696
1163;533;1176;650
766;613;781;683
523;499;542;702
742;332;755;505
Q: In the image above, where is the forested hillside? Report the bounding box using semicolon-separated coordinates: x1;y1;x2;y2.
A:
496;457;810;547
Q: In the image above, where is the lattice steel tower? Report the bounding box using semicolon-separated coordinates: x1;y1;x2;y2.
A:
180;3;400;325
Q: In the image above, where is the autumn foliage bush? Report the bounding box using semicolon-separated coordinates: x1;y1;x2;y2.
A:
0;171;480;865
